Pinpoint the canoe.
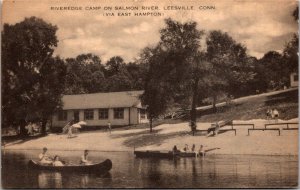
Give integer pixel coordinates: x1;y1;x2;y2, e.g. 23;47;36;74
134;150;202;159
28;159;112;173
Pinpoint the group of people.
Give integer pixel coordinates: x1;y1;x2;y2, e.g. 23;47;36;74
266;108;279;122
172;144;206;157
38;147;92;166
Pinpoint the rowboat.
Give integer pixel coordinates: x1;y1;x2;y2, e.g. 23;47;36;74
134;148;220;159
28;159;112;173
134;151;175;159
134;150;201;159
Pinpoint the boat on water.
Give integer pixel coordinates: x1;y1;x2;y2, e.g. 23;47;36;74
134;148;220;159
134;150;202;159
28;159;112;173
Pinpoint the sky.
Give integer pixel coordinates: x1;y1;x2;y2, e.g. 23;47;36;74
2;0;298;63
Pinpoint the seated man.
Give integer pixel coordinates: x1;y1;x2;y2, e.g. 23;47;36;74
207;123;219;137
39;147;53;165
198;145;205;157
80;150;92;165
172;145;180;154
52;155;64;166
183;144;189;152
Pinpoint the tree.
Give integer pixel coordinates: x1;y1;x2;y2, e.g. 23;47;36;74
283;34;298;74
259;51;288;89
206;30;254;100
125;62;145;90
140;45;173;132
106;71;133;92
64;54;106;94
103;56;135;92
2;17;63;136
29;57;66;134
105;56;126;77
140;18;204;134
282;6;298;75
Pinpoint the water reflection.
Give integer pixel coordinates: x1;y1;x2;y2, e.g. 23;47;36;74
38;172;62;188
2;150;298;188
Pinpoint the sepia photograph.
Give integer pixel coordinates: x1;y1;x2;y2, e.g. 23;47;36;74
1;0;299;188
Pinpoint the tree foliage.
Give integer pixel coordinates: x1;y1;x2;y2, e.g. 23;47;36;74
206;30;256;99
259;51;288;89
64;54;106;94
2;17;66;135
140;18;204;133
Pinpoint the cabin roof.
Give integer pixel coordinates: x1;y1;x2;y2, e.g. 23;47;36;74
62;91;144;110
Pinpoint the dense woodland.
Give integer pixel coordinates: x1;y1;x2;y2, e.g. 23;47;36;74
2;7;298;135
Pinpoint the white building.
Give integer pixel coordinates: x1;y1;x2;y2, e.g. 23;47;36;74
52;91;148;128
290;72;298;87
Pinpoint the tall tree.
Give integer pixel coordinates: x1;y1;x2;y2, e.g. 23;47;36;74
104;56;134;92
259;51;288;89
282;6;298;75
206;30;254;100
283;34;298;74
125;62;145;90
105;56;126;77
2;17;64;136
64;54;105;94
140;18;204;134
140;45;173;132
29;57;66;134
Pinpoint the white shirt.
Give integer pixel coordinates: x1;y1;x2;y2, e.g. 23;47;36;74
81;155;88;163
273;109;279;115
39;153;52;164
53;160;64;166
39;153;49;161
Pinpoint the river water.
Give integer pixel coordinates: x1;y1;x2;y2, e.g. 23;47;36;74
1;150;298;188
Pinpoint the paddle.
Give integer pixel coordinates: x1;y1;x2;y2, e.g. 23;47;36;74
204;147;221;152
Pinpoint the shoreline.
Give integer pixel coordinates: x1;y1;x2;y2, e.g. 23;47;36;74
2;148;299;157
2;118;298;156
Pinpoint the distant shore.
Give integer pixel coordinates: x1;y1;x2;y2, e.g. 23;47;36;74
3;118;298;156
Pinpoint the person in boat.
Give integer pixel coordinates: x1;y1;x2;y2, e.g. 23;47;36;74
191;144;198;157
80;150;92;165
198;145;205;157
39;147;53;164
183;144;189;152
172;145;180;154
52;155;64;166
191;144;196;152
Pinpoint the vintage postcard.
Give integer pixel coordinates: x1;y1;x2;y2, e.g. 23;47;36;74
1;0;299;188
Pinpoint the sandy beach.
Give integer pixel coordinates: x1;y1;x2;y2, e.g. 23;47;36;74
3;118;298;155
